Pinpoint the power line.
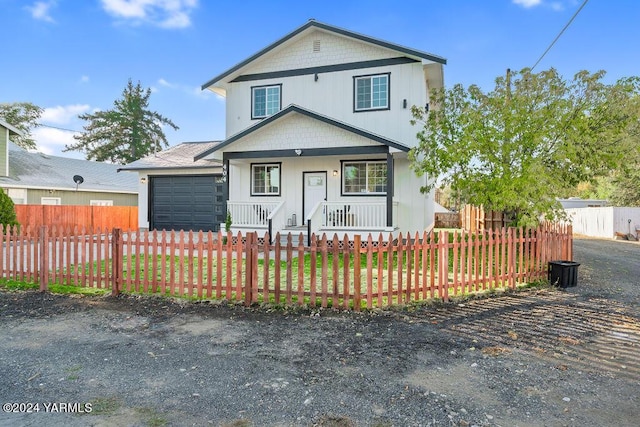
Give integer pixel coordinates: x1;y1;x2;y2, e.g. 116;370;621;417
531;0;589;71
39;123;81;133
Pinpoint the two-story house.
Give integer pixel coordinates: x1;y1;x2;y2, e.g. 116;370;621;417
124;20;446;241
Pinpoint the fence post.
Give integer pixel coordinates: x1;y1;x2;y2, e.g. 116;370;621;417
353;234;361;312
508;227;516;289
38;226;48;292
441;230;449;301
244;232;254;306
251;232;259;303
111;228;123;296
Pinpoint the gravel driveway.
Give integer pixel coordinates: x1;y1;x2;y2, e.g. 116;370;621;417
0;237;638;427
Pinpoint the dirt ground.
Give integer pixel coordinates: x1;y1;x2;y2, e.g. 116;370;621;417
0;237;638;427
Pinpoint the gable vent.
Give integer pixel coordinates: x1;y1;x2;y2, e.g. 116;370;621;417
313;39;321;52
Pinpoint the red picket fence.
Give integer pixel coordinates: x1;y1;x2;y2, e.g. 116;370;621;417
1;224;573;310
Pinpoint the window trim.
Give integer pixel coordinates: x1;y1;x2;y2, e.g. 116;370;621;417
251;84;282;120
40;197;62;205
353;73;391;113
90;200;114;206
341;159;388;196
250;162;282;196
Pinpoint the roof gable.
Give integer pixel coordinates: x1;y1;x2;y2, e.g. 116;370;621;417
202;20;446;92
194;105;409;161
0;119;23;137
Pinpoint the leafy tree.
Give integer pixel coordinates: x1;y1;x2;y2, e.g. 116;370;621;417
609;169;640;206
65;79;178;164
0;102;43;150
0;190;19;231
410;68;640;225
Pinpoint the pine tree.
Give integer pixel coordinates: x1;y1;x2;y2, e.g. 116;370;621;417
65;79;178;164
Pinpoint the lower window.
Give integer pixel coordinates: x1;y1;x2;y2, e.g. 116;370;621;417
251;163;281;196
342;161;387;195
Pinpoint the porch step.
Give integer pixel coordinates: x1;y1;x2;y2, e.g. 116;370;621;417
273;229;308;246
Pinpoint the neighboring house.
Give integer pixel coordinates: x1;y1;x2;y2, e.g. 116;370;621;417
126;20;446;240
118;141;223;231
558;197;608;209
0;119;137;206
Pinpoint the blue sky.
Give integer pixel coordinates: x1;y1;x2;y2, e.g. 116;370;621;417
1;0;637;160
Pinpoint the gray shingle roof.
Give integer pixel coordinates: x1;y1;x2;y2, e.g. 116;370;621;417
0;143;137;193
118;141;222;171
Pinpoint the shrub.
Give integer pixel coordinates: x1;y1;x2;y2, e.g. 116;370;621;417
0;190;18;231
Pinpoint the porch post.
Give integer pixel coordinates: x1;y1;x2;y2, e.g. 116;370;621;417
386;150;393;228
223;156;230;217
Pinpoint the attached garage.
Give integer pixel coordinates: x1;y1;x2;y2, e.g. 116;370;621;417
150;175;225;232
117;141;225;232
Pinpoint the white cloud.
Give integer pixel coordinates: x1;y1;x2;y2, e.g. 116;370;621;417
32;127;79;156
550;2;565;11
513;0;573;11
100;0;198;29
25;1;57;23
40;104;91;125
79;75;90;84
158;78;174;87
513;0;543;7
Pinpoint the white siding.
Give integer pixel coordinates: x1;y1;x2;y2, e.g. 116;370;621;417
221;113;381;155
393;157;434;233
228;154;432;233
225;61;427;144
244;30;400;75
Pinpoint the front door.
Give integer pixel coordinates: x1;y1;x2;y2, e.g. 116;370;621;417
303;171;327;224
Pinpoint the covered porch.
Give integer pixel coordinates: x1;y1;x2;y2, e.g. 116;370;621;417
227;199;399;244
193;105;423;244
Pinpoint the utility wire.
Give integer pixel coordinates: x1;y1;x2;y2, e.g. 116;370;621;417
39;123;81;133
531;0;589;71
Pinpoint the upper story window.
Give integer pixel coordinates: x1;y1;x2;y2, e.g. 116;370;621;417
252;84;281;119
354;73;390;112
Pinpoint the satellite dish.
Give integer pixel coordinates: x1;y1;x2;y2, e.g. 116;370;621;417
73;175;84;191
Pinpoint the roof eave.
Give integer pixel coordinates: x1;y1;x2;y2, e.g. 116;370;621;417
200;20;447;91
0;119;23;137
193;105;410;161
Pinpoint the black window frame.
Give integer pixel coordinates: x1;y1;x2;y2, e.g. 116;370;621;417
250;162;282;196
341;159;387;196
251;84;282;120
353;72;391;113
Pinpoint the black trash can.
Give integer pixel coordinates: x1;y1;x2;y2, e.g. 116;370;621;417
548;260;580;288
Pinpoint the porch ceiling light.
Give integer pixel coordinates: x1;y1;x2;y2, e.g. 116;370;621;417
333;170;338;176
295;149;302;156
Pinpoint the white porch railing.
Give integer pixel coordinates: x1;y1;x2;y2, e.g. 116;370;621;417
266;201;287;242
322;201;397;229
227;201;281;228
306;201;398;244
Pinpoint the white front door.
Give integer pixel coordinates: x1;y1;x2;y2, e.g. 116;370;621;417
303;171;327;224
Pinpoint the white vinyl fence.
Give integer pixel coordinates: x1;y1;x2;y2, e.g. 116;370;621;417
566;207;640;238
